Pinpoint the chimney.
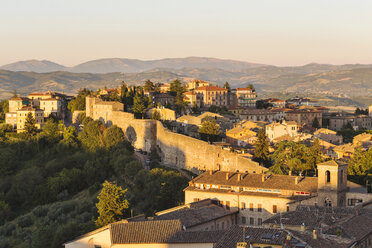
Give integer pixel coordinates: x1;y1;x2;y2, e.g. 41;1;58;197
295;177;298;185
301;223;305;232
226;172;229;181
209;170;213;175
262;174;265;182
288;170;292;176
313;229;317;240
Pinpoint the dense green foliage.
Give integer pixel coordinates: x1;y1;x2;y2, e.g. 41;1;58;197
152;110;161;120
254;129;270;166
169;79;186;114
0;118;188;247
143;80;155;91
96;181;129;227
198;117;221;142
0;100;9;122
67;88;93;113
24;112;37;138
269;140;323;175
348;146;372;176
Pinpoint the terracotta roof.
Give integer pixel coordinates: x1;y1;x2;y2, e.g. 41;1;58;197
189;171;318;193
110;219;224;244
40;98;59;101
314;128;337;135
9;97;30;101
153;203;238;228
214;225;293;248
17;106;43;111
194;86;228;91
29;92;53;96
111;220;182;244
333;144;356;154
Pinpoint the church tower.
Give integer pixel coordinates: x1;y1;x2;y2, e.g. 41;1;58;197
317;160;348;207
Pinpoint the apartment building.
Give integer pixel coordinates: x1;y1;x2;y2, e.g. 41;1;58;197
194;86;228;107
230;88;257;108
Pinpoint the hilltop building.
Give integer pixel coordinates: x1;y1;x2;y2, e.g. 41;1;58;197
5;91;70;131
186;80;211;91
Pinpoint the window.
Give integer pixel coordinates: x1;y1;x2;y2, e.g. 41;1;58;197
226;201;230;210
326;170;331;184
222;222;225;230
258;204;262;212
217;223;219;230
340;170;343;183
249;203;254;211
273;205;277;213
249;217;254;225
242;217;246;224
241;202;246;210
287;206;290;212
193;198;200;202
258;218;262;226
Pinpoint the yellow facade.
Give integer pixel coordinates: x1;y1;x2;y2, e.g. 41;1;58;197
16;108;44;133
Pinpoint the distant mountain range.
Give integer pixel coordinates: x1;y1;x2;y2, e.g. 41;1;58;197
1;57;372;107
0;57;264;73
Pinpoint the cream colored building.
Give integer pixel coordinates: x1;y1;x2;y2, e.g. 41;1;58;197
193;86;228;107
16;107;44;133
28;92;54;107
183;92;202;108
186;80;210;91
40;98;62;118
265;120;298;142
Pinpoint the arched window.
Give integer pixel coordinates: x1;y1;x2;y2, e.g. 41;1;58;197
326;170;331;184
340;170;343;184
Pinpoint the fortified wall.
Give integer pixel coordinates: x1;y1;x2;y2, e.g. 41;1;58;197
85;97;267;173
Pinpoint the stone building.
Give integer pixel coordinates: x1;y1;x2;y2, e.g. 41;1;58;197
285;109;322;127
328;114;372;131
184;160;372;227
239;109;276;122
313;128;343;145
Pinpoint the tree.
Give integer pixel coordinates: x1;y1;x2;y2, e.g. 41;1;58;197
96;181;129;227
103;125;125;149
60;126;79;147
254;129;270;166
78;119;105;151
247;83;255;92
223;82;230;91
143;80;154;91
41;119;61;143
24;112;37;138
312;117;320;129
132;94;146;118
67;88;92;113
170;79;185;95
0;200;11;225
170;79;186;115
198;117;221;142
152;109;161;120
0;100;9;121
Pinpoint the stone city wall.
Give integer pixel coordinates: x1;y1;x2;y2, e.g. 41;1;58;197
85;97;267;173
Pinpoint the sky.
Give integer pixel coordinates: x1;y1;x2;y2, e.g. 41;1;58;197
1;0;372;66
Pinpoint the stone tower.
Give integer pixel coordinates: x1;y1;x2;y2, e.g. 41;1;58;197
317;160;348;207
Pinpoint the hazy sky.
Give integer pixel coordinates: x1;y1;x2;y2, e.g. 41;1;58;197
1;0;372;66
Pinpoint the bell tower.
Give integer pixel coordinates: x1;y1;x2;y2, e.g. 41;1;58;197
317;160;348;207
